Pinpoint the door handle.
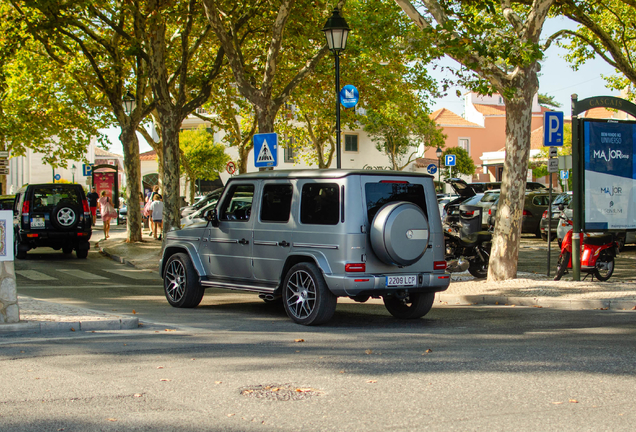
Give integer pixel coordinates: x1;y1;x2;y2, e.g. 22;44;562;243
279;240;290;247
238;238;249;245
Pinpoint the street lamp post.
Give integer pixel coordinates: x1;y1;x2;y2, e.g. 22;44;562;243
322;8;350;169
436;147;443;193
123;91;136;115
71;164;77;184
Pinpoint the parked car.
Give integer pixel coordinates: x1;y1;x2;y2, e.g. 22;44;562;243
180;189;223;218
0;194;16;210
161;169;449;325
539;192;572;241
487;190;553;237
469;181;546;193
444;179;498;232
14;184;92;258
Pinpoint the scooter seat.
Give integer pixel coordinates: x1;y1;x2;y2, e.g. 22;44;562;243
460;231;492;247
584;234;614;246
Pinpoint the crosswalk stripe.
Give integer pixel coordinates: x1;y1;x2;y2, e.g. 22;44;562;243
57;269;108;280
102;269;161;280
16;270;57;281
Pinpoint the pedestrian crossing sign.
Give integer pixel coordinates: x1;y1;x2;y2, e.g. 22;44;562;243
253;133;278;168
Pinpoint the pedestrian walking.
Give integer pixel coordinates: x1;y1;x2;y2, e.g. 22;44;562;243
87;187;99;226
145;185;160;236
149;194;164;240
98;191;115;239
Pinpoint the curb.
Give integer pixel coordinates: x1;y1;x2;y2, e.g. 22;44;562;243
0;317;139;334
438;294;636;311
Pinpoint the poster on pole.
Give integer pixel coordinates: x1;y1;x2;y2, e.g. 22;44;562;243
583;119;636;231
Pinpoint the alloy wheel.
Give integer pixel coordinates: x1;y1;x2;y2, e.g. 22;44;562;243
165;259;186;303
285;269;317;320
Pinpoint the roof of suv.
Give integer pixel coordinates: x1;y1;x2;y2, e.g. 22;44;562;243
227;169;434;181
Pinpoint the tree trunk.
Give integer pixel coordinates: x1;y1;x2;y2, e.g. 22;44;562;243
119;124;143;242
487;72;538;281
159;114;182;234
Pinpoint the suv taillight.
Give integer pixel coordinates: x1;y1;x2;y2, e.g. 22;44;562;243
81;199;90;214
523;210;532;216
22;199;30;215
345;263;366;272
542;210;548;219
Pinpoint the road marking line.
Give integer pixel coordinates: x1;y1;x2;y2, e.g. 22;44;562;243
102;269;161;280
57;269;108;280
16;270;57;281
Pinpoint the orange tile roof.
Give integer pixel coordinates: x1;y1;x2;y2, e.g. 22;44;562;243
415;157;439;168
430;108;481;127
473;103;506;116
95;147;122;158
140;150;157;161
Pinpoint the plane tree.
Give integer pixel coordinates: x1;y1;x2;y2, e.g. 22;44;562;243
8;0;156;241
395;0;557;281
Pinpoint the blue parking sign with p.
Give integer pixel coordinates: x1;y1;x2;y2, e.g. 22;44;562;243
445;154;456;166
83;164;93;176
544;111;564;147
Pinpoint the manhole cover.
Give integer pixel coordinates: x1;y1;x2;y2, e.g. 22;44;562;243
239;384;322;401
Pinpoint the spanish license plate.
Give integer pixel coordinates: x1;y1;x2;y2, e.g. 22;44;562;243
31;218;45;228
386;275;417;287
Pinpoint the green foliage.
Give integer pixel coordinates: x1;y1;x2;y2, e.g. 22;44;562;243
364;100;445;171
538;94;562;108
441;147;475;178
0;8;111;167
180;126;230;183
559;0;636;97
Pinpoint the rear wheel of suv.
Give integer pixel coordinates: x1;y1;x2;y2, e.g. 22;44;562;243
51;203;80;231
14;237;26;260
383;292;435;319
282;263;337;326
164;253;204;308
76;248;88;259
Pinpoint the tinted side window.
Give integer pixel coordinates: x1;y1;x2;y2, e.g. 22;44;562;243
365;182;427;223
261;184;292;223
219;184;254;221
300;183;339;225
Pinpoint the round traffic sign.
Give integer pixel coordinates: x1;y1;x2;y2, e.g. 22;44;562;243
226;161;236;175
340;85;359;108
54;174;61;181
426;163;437;175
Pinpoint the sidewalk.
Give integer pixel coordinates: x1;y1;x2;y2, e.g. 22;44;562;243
4;222;636;335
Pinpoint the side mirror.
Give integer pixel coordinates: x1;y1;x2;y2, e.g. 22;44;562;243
205;208;219;227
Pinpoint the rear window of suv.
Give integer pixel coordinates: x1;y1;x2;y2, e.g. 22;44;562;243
32;187;81;213
365;182;427;223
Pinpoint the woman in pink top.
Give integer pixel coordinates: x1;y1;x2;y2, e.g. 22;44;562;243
98;191;113;239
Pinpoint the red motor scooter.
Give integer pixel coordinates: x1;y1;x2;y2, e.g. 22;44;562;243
554;205;619;281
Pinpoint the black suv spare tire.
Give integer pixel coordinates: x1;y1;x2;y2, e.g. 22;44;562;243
51;203;80;230
370;202;429;266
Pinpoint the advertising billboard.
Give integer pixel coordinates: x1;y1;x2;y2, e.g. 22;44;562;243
583;119;636;231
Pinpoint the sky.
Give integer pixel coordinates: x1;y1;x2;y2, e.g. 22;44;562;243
102;17;621;156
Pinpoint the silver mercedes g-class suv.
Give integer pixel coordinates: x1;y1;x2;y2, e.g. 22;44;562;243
160;170;449;325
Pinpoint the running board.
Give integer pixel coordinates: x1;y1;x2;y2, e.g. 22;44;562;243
200;279;277;293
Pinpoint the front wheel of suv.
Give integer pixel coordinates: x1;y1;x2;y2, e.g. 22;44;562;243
383;292;435;319
163;253;204;308
282;263;337;326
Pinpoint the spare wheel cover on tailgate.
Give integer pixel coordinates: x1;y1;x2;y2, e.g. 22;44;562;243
370;202;429;266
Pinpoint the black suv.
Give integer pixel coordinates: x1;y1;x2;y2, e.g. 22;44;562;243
14;184;92;259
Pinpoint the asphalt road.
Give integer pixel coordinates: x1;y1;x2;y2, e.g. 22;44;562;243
4;244;636;431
